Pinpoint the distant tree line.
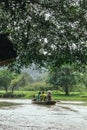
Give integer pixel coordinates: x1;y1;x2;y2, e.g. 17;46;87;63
0;66;87;96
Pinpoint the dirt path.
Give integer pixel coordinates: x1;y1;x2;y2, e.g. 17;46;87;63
0;99;87;130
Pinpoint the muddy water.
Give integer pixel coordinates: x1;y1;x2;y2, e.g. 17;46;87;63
0;99;87;130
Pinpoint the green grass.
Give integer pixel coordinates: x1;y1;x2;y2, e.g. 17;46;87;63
14;90;36;99
0;102;20;107
0;90;37;99
0;90;87;101
52;91;87;101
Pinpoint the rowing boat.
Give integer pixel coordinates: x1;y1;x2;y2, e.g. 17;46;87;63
32;100;56;105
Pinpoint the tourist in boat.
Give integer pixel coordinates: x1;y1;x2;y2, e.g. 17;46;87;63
40;91;47;101
46;90;52;102
37;91;41;101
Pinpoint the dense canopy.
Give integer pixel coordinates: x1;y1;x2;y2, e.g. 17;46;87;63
0;0;87;68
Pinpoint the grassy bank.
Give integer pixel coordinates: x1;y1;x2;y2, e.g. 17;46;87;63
0;102;20;108
53;91;87;101
0;90;87;101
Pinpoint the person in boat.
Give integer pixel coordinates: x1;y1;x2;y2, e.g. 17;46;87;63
40;91;47;101
46;90;52;102
36;91;41;101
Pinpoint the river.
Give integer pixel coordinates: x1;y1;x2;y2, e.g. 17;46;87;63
0;99;87;130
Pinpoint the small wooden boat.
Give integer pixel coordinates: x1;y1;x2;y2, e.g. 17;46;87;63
32;100;56;105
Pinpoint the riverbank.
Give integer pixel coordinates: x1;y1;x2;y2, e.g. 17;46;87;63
0;101;21;108
0;90;87;101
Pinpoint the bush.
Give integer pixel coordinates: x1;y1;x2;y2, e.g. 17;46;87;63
3;92;14;98
21;81;52;91
2;92;25;98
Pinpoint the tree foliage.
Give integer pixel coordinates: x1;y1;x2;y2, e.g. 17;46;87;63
48;65;76;95
10;74;23;93
0;69;15;92
0;0;87;69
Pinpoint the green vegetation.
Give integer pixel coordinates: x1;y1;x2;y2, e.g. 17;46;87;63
0;0;87;70
48;65;77;95
0;67;87;101
0;1;87;102
21;81;52;91
0;90;87;101
52;91;87;101
0;69;21;93
0;101;20;107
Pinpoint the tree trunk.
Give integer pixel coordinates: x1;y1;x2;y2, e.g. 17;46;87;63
12;85;15;94
65;87;69;95
5;86;8;92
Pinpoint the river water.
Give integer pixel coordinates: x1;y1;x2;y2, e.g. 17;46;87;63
0;99;87;130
